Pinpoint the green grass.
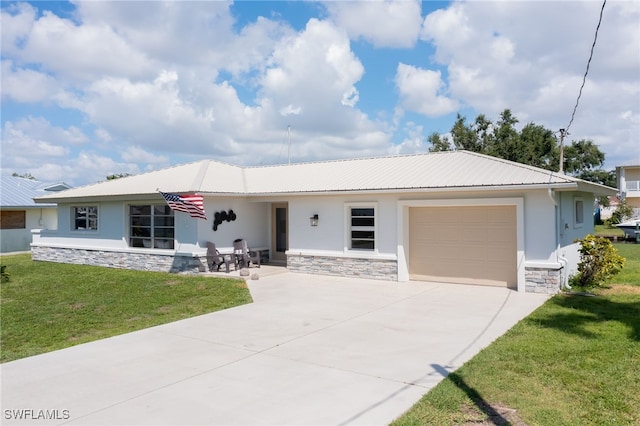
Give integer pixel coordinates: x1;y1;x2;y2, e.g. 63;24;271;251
594;224;625;237
393;242;640;425
0;254;252;363
608;243;640;285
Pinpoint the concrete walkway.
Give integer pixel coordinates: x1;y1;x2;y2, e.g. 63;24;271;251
0;272;548;425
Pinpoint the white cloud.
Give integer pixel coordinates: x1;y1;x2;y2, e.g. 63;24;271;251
17;10;154;82
324;0;423;48
2;0;637;185
420;0;640;168
120;146;168;164
259;19;368;132
388;121;428;155
0;2;36;57
1;60;59;103
395;63;458;117
279;105;302;116
81;72;249;157
3;117;87;147
1;120;69;174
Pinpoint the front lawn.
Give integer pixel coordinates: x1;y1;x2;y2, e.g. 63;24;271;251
393;243;640;425
594;223;625;237
0;254;252;363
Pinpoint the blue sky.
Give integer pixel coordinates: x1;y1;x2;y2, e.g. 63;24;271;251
1;0;638;186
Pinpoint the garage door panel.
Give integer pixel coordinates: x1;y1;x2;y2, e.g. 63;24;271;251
488;228;515;243
487;206;514;222
409;206;517;288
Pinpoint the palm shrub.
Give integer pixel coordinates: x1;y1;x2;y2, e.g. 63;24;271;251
572;235;625;288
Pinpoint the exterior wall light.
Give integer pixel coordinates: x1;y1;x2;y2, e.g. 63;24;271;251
310;214;319;227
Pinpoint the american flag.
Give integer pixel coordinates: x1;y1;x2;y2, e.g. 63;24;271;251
160;192;207;220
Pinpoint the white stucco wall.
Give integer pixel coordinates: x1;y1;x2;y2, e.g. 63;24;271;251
556;191;596;280
31;187;594;288
1;207;57;253
31;198;269;256
286;194;399;258
283;188;590;291
522;190;557;263
194;198;268;253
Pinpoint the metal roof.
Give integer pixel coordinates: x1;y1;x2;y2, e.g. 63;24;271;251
34;151;616;202
1;176;71;208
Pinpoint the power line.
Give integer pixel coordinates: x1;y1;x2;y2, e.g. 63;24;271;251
559;0;606;174
565;0;607;134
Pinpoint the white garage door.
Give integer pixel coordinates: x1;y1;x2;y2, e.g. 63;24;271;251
409;206;517;288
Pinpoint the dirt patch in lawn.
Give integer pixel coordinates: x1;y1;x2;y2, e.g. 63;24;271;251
461;401;527;425
599;285;640;296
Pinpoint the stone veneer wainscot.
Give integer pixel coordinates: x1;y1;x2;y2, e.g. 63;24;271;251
287;254;398;281
31;246;206;274
525;266;562;294
32;245;564;294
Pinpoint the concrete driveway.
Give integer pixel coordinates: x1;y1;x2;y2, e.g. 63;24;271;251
1;272;548;425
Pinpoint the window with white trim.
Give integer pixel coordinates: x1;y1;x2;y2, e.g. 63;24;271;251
574;198;584;227
129;204;175;249
349;206;375;250
73;206;98;230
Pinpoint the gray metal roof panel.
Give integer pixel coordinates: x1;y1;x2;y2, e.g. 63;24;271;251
33;151;615;202
242;151;579;193
1;177;70;207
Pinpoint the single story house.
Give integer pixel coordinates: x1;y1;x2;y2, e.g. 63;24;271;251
1;176;71;253
616;163;640;214
32;151;616;293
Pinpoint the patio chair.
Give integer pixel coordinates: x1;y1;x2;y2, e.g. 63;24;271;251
206;242;235;273
233;239;261;269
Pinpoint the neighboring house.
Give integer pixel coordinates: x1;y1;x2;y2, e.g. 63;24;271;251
616;163;640;216
32;151;615;294
1;176;71;253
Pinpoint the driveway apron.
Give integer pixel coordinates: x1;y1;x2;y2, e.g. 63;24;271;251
1;272;548;425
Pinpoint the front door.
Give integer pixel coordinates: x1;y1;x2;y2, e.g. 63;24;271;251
271;203;288;263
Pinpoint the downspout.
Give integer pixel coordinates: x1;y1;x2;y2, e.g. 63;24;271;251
548;187;570;290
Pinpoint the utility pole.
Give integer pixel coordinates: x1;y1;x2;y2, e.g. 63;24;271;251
558;128;567;174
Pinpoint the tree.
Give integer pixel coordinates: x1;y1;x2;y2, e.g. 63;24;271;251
428;109;609;179
427;132;451;152
12;172;36;180
488;109;520;162
450;113;481;152
577;169;616;188
562;139;605;176
106;173;132;180
518;123;559;170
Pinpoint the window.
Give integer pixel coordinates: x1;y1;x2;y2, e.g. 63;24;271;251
350;206;375;250
0;211;26;229
73;206;98;230
129;204;174;249
574;198;584;227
